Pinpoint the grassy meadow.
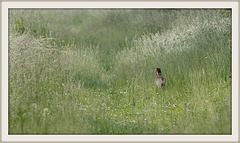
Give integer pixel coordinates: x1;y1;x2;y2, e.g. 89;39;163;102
8;9;232;134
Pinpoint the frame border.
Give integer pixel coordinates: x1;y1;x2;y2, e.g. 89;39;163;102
1;1;239;143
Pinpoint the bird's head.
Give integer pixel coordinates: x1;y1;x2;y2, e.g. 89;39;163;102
156;68;161;74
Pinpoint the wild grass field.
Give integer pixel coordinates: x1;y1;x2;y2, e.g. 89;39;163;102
8;9;232;134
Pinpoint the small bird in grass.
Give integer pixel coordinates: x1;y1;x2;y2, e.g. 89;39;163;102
155;68;165;88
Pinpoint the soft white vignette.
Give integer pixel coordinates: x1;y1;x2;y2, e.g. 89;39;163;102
1;1;239;142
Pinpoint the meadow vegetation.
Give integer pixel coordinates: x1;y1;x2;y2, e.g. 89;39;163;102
9;9;231;134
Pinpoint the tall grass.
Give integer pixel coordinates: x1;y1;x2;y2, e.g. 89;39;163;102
9;9;231;134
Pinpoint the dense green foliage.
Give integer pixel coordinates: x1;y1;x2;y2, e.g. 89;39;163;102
9;9;231;134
